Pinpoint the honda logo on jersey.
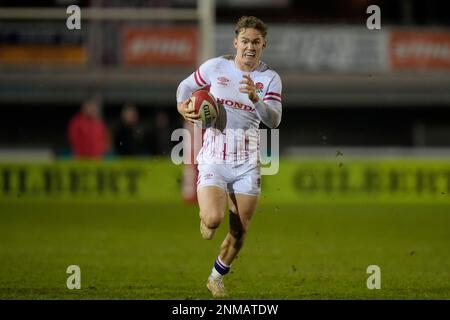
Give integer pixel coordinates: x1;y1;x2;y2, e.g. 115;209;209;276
216;98;255;112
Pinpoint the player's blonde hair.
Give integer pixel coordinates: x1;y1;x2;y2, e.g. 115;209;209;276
234;16;267;39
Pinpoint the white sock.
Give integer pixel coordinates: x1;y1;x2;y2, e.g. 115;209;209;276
209;267;223;280
209;256;230;280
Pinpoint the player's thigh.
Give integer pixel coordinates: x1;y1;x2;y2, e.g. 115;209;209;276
227;163;260;230
228;193;259;233
198;186;228;224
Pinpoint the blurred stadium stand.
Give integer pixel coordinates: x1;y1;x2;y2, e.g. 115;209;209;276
1;0;450;157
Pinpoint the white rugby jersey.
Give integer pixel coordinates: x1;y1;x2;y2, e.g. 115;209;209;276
176;55;282;164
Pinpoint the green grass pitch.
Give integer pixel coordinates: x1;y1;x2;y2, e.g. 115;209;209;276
0;201;449;299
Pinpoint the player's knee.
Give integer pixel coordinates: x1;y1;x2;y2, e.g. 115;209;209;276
202;210;223;229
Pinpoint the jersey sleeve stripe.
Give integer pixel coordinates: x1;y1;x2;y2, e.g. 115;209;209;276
264;92;282;97
263;97;282;103
196;68;207;85
194;71;203;87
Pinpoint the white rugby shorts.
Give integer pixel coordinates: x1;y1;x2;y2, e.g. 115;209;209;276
197;162;261;196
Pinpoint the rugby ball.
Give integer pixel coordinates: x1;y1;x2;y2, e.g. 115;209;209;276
188;90;219;128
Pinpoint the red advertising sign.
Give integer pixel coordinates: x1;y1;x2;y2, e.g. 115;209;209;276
123;26;198;66
390;31;450;70
0;45;86;65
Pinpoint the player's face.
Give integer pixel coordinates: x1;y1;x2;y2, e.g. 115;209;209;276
234;28;266;71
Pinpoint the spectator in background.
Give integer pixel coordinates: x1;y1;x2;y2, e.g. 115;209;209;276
114;103;146;156
68;98;110;159
150;110;172;156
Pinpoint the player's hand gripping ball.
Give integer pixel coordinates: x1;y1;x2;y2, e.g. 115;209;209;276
188;90;219;129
